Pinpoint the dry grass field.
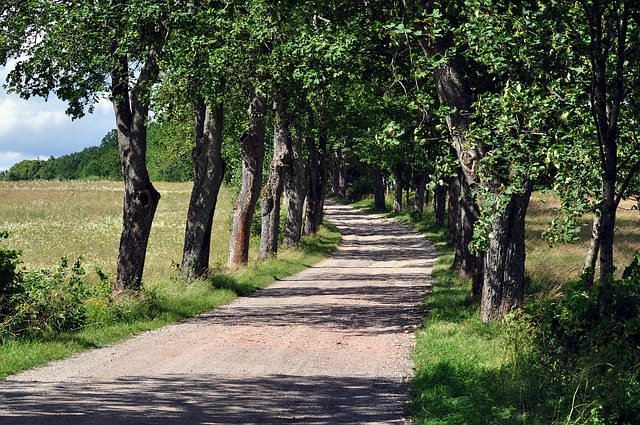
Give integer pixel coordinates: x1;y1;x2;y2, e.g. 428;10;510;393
1;182;637;292
0;181;234;282
526;191;640;295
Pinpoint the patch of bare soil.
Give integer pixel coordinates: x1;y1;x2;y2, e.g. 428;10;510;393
0;201;435;424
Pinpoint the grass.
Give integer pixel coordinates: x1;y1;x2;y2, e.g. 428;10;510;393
0;181;341;379
351;193;640;424
526;192;640;293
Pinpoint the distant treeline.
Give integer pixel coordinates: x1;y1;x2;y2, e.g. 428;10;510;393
1;123;194;182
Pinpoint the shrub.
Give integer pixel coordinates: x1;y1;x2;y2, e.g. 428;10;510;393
527;251;640;424
346;175;373;200
10;257;89;337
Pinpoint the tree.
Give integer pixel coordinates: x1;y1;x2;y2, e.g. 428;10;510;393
154;3;232;279
399;0;567;321
2;0;178;292
260;86;290;260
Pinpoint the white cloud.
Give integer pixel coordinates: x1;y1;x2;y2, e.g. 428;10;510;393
0;64;115;171
0;151;28;171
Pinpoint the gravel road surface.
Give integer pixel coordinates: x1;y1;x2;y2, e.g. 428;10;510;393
0;201;435;424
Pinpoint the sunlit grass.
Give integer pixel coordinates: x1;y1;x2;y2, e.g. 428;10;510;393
526;192;640;295
0;181;234;281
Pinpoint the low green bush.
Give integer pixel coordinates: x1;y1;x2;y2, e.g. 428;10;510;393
524;251;640;424
0;231;157;339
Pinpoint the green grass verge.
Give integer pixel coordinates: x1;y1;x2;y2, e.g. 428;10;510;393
0;223;341;380
348;197;557;424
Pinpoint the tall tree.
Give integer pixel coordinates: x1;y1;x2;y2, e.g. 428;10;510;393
2;0;175;292
401;0;563;320
260;86;290;259
158;4;232;279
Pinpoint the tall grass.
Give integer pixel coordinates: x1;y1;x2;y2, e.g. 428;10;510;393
0;181;340;379
526;192;640;294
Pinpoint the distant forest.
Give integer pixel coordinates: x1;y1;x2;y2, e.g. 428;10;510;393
1;122;194;182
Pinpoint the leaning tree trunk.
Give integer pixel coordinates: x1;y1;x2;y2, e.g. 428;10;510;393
181;98;226;280
371;164;386;210
393;163;404;213
228;90;266;267
304;130;327;236
112;54;160;294
260;89;290;260
283;134;307;247
480;181;533;322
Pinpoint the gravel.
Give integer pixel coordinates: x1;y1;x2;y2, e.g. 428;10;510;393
0;201;435;424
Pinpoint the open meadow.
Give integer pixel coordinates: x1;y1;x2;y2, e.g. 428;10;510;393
0;180;233;282
526;192;640;293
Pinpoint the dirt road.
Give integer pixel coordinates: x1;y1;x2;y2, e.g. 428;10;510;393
0;202;435;424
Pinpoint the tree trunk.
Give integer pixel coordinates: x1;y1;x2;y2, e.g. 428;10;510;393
283;134;307;247
582;210;601;287
599;177;617;281
371;164;386;210
181;98;226;280
393;163;404;213
260;89;290;260
480;181;533;322
330;140;348;198
448;170;483;297
304;125;327;236
228;90;266;267
434;184;447;226
112;53;160;294
337;141;348;198
414;170;427;213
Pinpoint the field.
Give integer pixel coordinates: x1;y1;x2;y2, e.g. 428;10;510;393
0;180;233;282
526;192;640;292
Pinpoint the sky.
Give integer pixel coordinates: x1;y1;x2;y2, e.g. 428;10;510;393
0;63;115;172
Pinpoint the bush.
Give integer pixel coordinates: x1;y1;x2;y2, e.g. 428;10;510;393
0;239;160;340
0;231;23;325
526;252;640;424
346;175;373;200
7;257;89;337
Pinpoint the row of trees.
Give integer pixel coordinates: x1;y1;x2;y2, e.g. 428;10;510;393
2;1;638;322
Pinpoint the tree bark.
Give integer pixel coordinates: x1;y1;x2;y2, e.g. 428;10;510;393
228;90;266;267
112;52;160;294
304;121;327;236
283;134;307;247
448;170;483;298
434;184;447;226
414;169;427;213
181;98;226;280
371;164;386;210
393;163;404;213
480;181;533;322
260;89;290;260
582;210;601;287
330;141;348;198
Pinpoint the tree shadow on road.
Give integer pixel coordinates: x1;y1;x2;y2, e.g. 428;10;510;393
1;374;409;424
